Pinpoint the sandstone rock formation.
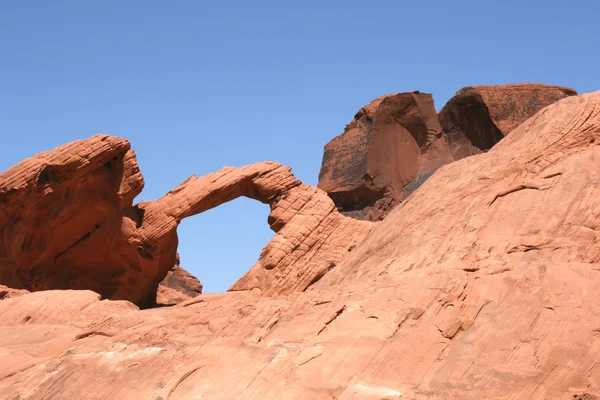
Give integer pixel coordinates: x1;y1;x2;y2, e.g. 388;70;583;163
439;83;577;159
0;138;373;306
0;284;28;300
0;90;599;399
154;162;374;296
156;255;203;306
319;84;577;221
318;91;452;220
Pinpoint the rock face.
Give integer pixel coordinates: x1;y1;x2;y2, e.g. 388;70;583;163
439;83;577;159
319;85;577;220
0;139;372;306
0;90;599;399
0;135;159;305
318;91;452;220
156;256;203;306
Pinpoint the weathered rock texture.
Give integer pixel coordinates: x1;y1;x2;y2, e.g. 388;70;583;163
154;162;375;296
0;284;28;300
0;138;372;306
0;135;160;305
156;255;203;306
0;91;599;399
319;85;577;221
318;91;452;220
439;83;577;159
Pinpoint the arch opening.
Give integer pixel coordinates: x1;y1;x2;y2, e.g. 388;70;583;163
176;197;274;293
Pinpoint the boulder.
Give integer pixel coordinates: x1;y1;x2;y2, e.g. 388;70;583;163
318;91;453;220
0;135;159;304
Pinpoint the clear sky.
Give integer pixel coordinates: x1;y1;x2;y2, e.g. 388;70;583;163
1;1;598;292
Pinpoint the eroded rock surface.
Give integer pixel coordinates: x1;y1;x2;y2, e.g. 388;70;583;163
230;182;374;295
0;135;159;305
1;91;599;399
151;162;375;296
318;91;452;221
157;255;203;306
0;140;373;306
319;85;577;221
439;83;577;159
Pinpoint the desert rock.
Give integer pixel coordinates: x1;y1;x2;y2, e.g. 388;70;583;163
0;140;373;306
318;91;452;220
319;85;576;221
0;90;598;398
158;254;202;294
439;83;577;159
0;284;28;300
152;162;375;296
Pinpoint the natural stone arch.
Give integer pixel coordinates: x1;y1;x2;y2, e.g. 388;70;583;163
143;161;375;297
0;136;374;307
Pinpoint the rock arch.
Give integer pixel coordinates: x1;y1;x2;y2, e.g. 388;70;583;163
0;135;374;306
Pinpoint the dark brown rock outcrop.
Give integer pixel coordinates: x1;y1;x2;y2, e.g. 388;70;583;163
0;284;28;300
319;84;577;221
439;83;577;159
318;91;453;221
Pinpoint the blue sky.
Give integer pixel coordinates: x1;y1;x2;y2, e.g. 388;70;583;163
1;1;598;292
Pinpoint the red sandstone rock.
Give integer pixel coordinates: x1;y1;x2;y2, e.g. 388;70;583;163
157;255;203;305
155;284;191;305
318;91;452;221
230;182;374;295
1;91;599;399
0;136;153;301
0;284;28;300
0;140;373;306
149;162;375;296
319;85;576;221
2;84;572;307
439;83;577;159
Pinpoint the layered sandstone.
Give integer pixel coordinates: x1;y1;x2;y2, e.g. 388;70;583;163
0;284;28;300
319;85;577;221
318;91;452;220
0;91;599;399
0;135;157;304
0;140;373;306
152;162;375;296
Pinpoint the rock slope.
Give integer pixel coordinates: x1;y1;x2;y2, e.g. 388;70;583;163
0;90;599;399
